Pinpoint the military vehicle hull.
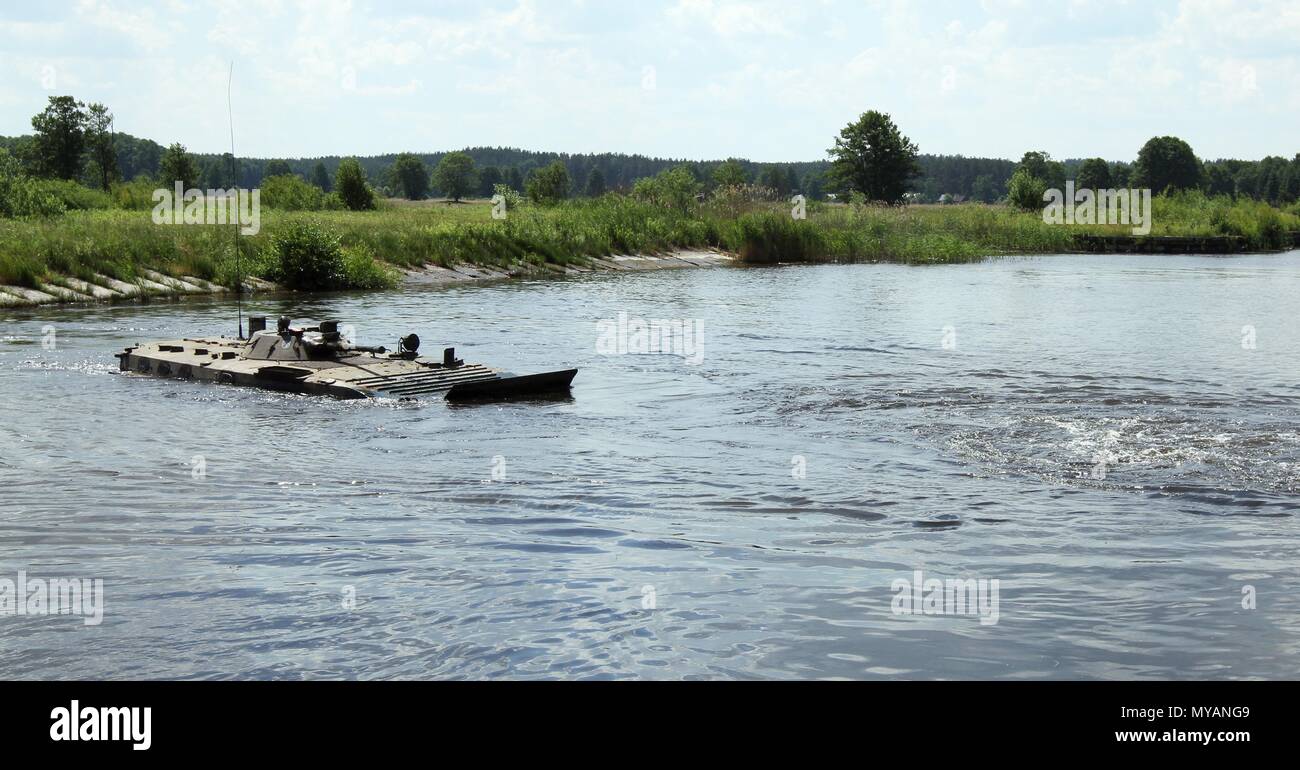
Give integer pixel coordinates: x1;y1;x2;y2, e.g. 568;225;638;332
116;328;576;401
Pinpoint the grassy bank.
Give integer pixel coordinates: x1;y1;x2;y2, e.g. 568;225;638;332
1;192;1297;290
0;196;713;289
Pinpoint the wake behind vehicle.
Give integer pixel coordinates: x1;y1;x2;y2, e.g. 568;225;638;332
115;316;577;401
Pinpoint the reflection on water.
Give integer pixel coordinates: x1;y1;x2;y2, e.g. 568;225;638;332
2;252;1299;679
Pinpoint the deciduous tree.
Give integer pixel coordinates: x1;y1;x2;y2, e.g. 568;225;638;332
1007;167;1047;211
712;158;748;188
477;165;502;198
526;161;570;205
30;96;86;180
431;152;475;201
312;162;332;192
159;143;199;190
1132;136;1202;194
1075;158;1112;191
392;152;431;200
83;103;117;191
334;157;376;210
827;111;920;204
1015;151;1066;190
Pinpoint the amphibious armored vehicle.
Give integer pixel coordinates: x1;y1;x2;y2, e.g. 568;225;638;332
116;317;577;401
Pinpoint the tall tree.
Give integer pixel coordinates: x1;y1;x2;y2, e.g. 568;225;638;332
1255;155;1288;203
1007;167;1047;211
159;143;199;189
1075;158;1112;191
334;157;376;210
526;160;570;205
477;165;502;197
783;166;800;195
431;151;475;201
506;166;524;193
30;96;87;180
311;162;332;192
392;152;431;200
83;103;117;190
1281;154;1300;203
827;110;920;203
712;158;748;187
584;167;606;197
1132;136;1202;194
802;170;825;200
1234;165;1260;199
198;154;237;189
759;165;786;194
1015;151;1066;190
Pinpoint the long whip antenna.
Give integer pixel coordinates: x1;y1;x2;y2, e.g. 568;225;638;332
227;61;244;340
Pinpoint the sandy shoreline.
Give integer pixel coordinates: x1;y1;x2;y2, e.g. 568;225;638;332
397;249;732;285
0;249;734;308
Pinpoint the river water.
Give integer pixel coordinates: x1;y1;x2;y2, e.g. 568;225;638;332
2;253;1298;679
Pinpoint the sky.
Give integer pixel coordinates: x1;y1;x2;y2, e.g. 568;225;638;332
1;0;1297;162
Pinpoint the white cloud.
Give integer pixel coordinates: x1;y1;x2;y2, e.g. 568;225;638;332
74;0;173;53
0;0;1295;161
667;0;794;37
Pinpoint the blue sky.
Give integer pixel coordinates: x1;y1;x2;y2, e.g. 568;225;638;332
1;0;1296;162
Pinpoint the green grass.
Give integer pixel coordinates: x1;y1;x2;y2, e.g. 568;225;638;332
716;203;1077;264
319;196;720;268
1;192;1296;289
1065;190;1300;249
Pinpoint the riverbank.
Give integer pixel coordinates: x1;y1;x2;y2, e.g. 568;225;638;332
0;247;733;307
1;192;1296;307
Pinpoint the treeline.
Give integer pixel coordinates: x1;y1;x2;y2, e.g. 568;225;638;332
3;95;1298;210
207;149;834;202
0;97;1087;205
1004;138;1300;211
914;155;1016;203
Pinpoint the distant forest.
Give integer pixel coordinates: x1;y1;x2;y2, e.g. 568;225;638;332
1;129;1295;205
